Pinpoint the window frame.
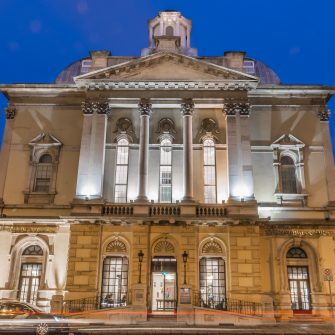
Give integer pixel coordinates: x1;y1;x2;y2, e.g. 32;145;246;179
159;137;173;203
203;137;217;204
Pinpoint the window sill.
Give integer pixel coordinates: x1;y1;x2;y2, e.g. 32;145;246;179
24;192;56;205
274;193;308;206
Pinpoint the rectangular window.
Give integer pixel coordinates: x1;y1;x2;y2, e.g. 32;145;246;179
18;263;42;304
203;140;217;203
159;140;172;203
115;140;129;203
243;60;255;74
287;266;311;311
199;257;226;310
101;257;128;308
34;164;52;192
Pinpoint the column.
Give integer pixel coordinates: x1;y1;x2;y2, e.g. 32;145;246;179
75;100;109;200
135;99;152;203
224;101;254;201
181;99;194;202
0;106;16;204
319;106;335;205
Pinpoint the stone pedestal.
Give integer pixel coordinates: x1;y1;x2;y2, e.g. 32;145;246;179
50;294;64;313
177;285;194;325
132;283;148;322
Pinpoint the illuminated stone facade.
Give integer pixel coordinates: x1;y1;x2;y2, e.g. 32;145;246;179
0;10;335;325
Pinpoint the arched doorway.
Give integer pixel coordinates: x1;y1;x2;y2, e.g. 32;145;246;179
151;239;177;314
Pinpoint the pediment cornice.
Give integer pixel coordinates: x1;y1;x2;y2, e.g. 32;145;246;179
74;52;258;91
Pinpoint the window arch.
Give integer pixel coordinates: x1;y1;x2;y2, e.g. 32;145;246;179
33;154;53;192
159;138;172;203
199;238;226;310
203;138;217;203
114;138;129;203
101;237;129;308
280;155;298;194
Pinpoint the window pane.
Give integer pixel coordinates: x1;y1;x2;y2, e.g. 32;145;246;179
18;263;42;304
101;257;128;308
159;139;172;203
203;139;216;203
280;156;298;193
115;140;129;202
34;164;52;192
199;258;226;310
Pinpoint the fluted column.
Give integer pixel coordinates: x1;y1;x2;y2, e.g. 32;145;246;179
75;100;109;199
181;99;194;202
135;99;152;203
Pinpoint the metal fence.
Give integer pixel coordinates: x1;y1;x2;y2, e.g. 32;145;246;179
64;291;131;313
193;292;263;316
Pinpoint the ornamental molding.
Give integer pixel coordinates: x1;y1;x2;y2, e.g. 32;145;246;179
106;239;127;253
153;239;175;254
271;134;305;149
5;106;16;119
202;239;223;254
156;118;176;142
0;224;59;234
318;106;330;122
138;98;152;116
77;80;255;91
181;99;194;116
113;118;135;142
81;99;111;115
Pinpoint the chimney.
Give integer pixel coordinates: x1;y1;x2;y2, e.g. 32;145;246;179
89;50;111;70
224;51;246;72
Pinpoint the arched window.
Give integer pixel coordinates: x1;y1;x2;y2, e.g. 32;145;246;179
18;245;44;304
166;26;174;36
286;247;311;312
114;138;129;203
203;139;217;203
280;155;298;194
33;154;53;192
101;239;129;308
198;239;226;310
159;138;172;203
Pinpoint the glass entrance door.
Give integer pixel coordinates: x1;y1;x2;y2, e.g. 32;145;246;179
18;263;42;304
151;257;177;313
288;266;311;312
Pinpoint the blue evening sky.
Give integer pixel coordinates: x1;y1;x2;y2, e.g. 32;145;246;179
0;0;334;149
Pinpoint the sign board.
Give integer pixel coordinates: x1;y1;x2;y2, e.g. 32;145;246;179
323;268;333;281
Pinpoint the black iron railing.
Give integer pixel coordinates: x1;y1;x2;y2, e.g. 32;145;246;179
64;291;131;313
193;292;263;316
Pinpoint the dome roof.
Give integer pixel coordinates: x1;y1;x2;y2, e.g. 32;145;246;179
55;58;88;84
250;58;280;85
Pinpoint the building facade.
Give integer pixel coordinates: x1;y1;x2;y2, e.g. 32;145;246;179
0;11;335;325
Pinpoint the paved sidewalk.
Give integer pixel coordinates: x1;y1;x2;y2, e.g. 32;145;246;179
74;322;335;334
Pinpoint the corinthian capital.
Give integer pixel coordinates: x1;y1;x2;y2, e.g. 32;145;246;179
138;98;152;116
181;99;194;116
318;106;330;122
81;99;111;115
5;106;16;120
223;101;250;117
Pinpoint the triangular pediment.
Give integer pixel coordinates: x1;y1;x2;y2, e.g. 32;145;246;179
29;133;62;147
271;134;305;148
74;52;258;83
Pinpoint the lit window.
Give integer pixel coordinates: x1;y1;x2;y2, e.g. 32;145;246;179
159;138;172;203
203;139;216;203
199;257;226;310
34;154;53;193
115;138;129;203
286;248;311;311
101;256;128;308
243;60;255;74
280;156;298;194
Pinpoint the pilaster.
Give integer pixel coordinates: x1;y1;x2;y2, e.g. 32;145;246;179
224;101;255;203
74;99;109;201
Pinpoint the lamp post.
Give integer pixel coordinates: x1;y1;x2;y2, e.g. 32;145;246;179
182;250;188;285
138;250;144;284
